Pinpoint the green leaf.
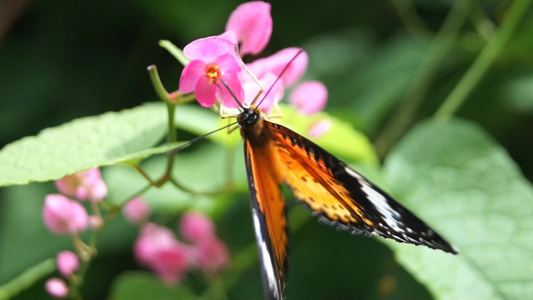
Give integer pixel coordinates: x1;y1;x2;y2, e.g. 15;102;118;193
0;103;169;187
173;104;240;147
108;271;198;300
384;119;533;299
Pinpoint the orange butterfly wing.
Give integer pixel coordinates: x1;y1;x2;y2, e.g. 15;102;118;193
243;133;289;300
240;111;456;300
266;121;457;254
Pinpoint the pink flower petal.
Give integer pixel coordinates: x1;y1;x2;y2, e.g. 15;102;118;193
195;77;218;107
247;48;308;87
54;168;107;201
89;179;107;201
55;176;80;199
134;223;179;266
309;119;332;139
218;31;238;45
216;53;242;74
225;1;272;55
179;60;206;93
82;168;102;184
45;278;69;298
179;212;215;244
183;36;236;62
56;251;79;277
43;194;89;235
151;245;191;284
193;237;230;272
217;72;245;108
123;197;150;224
242;72;283;113
289;81;328;115
73;186;90;200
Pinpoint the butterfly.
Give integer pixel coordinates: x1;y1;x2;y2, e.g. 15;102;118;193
236;104;457;300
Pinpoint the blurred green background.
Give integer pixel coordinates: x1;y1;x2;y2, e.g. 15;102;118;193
1;0;532;299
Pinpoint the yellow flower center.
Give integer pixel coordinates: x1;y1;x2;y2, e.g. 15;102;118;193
205;65;222;84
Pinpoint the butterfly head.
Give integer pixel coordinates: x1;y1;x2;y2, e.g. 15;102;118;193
237;105;262;129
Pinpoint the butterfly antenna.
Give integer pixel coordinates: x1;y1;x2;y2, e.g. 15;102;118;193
255;49;304;111
167;121;238;157
219;78;244;111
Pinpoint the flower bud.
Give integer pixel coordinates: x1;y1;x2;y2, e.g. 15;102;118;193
56;251;79;277
55;168;107;201
309;119;332;139
45;278;68;298
123;197;150;224
179;212;215;244
289;81;328;115
43;194;89;234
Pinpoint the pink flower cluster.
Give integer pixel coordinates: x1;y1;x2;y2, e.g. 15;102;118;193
134;212;229;284
43;168;107;235
43;168;107;297
179;1;328;120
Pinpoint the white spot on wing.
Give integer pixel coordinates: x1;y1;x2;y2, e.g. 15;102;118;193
252;209;280;299
344;167;404;232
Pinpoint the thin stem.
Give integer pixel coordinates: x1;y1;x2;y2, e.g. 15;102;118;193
470;1;496;40
434;0;531;120
0;259;55;299
375;0;470;157
159;40;190;66
168;175;233;196
133;164;162;186
147;65;172;103
166;102;177;173
68;184;154;299
148;64;196;104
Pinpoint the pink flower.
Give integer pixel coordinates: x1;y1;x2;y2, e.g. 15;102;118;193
55;168;107;201
151;245;191;284
247;48;308;87
309;119;332;139
179;212;215;244
134;223;192;284
56;251;79;277
225;1;272;56
123;197;150;224
43;194;89;235
134;223;179;266
289;81;328;115
193;237;230;272
240;72;283;113
45;278;68;298
179;36;244;108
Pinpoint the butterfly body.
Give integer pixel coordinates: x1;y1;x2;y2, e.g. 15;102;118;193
238;106;456;300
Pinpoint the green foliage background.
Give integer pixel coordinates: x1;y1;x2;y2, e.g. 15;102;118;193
1;0;532;299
